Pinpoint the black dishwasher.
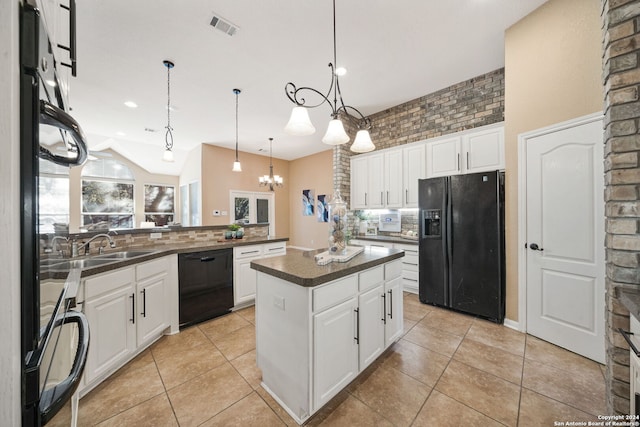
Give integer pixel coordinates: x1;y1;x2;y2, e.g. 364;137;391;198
178;249;233;328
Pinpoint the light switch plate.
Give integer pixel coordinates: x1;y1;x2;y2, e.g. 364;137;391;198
221;211;228;216
149;232;162;239
273;295;285;311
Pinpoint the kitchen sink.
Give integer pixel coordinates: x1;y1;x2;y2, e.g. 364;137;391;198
94;250;159;259
45;258;116;271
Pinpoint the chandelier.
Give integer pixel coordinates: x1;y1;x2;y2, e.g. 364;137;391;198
259;138;283;191
162;60;175;162
283;0;375;153
232;88;242;172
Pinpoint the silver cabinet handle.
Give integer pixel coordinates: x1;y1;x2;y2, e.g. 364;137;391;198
405;189;408;204
386;191;389;205
380;192;383;205
364;192;367;205
129;294;135;324
381;293;386;324
457;153;460;171
388;289;393;319
141;288;146;318
354;308;360;344
466;152;469;169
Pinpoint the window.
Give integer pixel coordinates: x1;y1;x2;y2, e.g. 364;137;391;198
38;159;69;234
180;181;200;226
229;190;275;236
144;184;175;226
81;159;135;229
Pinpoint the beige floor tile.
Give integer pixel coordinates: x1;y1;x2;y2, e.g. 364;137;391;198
236;305;256;324
78;360;165;426
403;295;433;322
150;326;210;362
155;341;227;389
167;362;252;426
435;360;520;426
403;321;462;357
200;391;284;426
95;394;178;427
525;335;603;374
419;308;475;337
403;318;418;335
306;390;351;426
412;390;503;427
214;324;256;360
453;338;523;385
465;319;526;356
315;395;394;427
255;386;299;427
522;359;606;416
199;312;252;342
518;388;599;426
381;339;450;387
349;364;431;427
230;349;262;389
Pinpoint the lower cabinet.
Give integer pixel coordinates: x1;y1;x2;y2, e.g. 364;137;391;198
233;242;286;306
81;255;177;392
257;259;403;424
351;240;419;294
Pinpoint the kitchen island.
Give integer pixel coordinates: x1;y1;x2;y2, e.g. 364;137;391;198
250;246;404;424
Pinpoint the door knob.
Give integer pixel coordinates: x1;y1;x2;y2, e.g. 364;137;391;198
529;243;543;251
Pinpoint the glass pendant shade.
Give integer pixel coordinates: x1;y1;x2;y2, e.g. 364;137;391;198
350;129;375;153
232;161;242;172
162;148;174;162
284;107;316;136
322;119;350;145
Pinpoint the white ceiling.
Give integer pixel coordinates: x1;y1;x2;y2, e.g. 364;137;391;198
70;0;548;175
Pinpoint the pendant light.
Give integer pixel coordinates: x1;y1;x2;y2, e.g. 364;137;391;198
284;0;374;152
232;88;242;172
162;60;175;162
258;138;283;191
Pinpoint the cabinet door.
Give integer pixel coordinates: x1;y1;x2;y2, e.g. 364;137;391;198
463;126;504;173
234;259;258;305
403;144;426;207
368;153;385;208
350;156;369;209
384;149;403;208
313;297;359;410
84;283;136;384
384;277;403;347
136;272;168;347
358;285;385;369
426;136;461;177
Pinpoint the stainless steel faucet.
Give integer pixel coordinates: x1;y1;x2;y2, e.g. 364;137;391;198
82;233;116;255
44;236;69;257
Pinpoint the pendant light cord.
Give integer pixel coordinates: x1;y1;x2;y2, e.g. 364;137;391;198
235;90;239;161
164;61;174;151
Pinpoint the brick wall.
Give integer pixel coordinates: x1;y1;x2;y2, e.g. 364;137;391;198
603;0;640;414
332;68;505;227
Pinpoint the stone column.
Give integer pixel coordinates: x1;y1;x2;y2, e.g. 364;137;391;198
602;0;640;414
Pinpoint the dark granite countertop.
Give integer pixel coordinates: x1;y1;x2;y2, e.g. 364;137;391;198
352;235;418;246
40;236;289;280
619;288;640;320
250;246;405;287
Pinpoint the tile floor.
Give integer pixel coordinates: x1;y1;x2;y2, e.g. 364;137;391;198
69;293;606;426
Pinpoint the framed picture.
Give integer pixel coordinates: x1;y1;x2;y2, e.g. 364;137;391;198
302;189;314;216
317;194;328;222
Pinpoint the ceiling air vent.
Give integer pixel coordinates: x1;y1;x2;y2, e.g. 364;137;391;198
210;14;239;36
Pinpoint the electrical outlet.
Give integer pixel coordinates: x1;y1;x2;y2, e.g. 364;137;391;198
149;232;162;239
273;295;285;311
221;211;228;216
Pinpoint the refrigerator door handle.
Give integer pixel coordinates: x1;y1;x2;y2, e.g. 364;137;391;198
446;178;453;304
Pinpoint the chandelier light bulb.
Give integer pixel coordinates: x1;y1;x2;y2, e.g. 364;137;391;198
322;119;350;145
284;106;316;136
350;129;375;153
232;161;242;172
162;148;174;162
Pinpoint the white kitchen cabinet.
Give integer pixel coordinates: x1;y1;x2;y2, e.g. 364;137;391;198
234;243;287;306
403;143;426;207
313;297;359;410
426;124;504;178
350;153;384;209
384;261;403;347
135;258;169;347
83;267;136;385
394;242;419;294
384;149;404;208
629;316;640;416
358;284;385;369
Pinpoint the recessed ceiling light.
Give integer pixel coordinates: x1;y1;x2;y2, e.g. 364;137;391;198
144;128;158;132
335;67;347;76
124;101;138;108
116;131;126;136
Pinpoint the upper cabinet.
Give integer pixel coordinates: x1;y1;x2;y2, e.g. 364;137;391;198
350;123;503;210
426;125;504;177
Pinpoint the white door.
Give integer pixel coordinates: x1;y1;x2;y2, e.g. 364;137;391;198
384;149;403;208
403;144;426;207
350;156;369;209
358;285;385;369
368;153;385;208
136;273;168;347
384;277;403;347
524;116;604;363
425;136;461;177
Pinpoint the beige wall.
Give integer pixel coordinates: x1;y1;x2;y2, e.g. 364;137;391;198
287;149;334;249
201;144;290;238
69;149;179;232
504;0;602;320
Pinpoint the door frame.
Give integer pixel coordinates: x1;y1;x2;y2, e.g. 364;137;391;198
229;190;276;236
517;111;604;333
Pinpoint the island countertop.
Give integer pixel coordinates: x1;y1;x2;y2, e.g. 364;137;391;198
250;246;404;287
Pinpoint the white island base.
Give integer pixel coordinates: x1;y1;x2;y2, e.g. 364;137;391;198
254;256;403;424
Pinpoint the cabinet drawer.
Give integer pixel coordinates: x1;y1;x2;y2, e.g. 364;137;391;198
84;267;135;300
402;261;418;273
263;242;286;257
401;252;418;266
234;245;263;260
136;256;169;281
393;243;418;253
402;270;418;282
359;265;384;292
313;275;358;312
385;260;402;281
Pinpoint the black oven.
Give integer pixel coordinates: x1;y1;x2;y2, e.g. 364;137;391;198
20;1;89;425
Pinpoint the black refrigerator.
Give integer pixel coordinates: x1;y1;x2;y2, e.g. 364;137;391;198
418;170;505;323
